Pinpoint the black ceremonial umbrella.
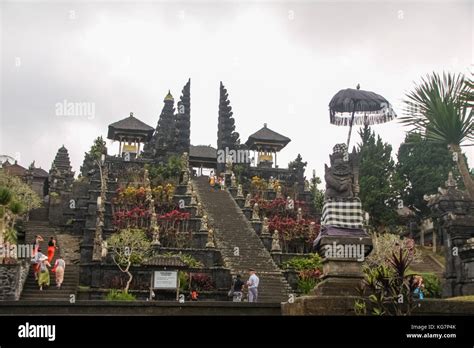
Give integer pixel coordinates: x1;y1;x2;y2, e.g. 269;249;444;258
329;84;397;148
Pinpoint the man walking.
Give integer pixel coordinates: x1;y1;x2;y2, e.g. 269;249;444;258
247;269;259;303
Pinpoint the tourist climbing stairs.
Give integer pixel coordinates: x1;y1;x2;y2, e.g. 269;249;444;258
20;208;79;301
193;176;292;303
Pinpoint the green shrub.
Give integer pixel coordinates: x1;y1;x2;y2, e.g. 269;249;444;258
179;271;189;292
282;253;323;271
0;187;13;206
105;289;136;301
4;228;17;244
8;201;24;215
180;254;204;268
297;277;319;294
163;252;204;268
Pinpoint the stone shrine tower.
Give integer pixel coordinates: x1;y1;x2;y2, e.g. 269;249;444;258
49;145;75;195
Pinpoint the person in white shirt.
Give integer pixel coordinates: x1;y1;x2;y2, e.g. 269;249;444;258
246;269;259;303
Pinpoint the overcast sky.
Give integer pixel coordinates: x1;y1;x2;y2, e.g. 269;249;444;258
1;0;472;183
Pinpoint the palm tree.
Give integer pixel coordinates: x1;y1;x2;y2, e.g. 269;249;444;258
400;72;474;198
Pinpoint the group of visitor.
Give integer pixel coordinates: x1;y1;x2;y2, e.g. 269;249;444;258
208;171;224;191
31;235;66;291
229;269;260;303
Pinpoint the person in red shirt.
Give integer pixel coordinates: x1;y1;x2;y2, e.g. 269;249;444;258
191;288;198;301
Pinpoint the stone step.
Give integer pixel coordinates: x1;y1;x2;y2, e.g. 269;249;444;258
193;176;290;302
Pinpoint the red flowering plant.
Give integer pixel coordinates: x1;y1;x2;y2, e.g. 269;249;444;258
268;215;320;253
190;273;215;291
113;207;150;229
157;209;191;248
112;183;179;231
251;197;310;220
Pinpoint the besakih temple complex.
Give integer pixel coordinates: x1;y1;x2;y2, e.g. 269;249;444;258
0;78;316;303
3;78;472;308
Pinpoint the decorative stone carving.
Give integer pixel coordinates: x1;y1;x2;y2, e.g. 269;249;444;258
196;202;203;217
101;240;108;259
151;224;161;246
225;154;233;174
324;143;360;200
252;203;260;221
190;191;198;205
182;170;190;184
205;227;215;248
261;217;270;236
237;184;244;198
426;171;474;297
200;215;209;231
276;185;282;199
271;230;281;252
181;151;189;170
244;194;251;208
286;196;294;211
297;207;303;222
231;173;237;188
268;176;275;190
186;181;193;195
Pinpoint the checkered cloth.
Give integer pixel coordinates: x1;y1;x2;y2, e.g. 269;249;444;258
333;143;348;154
321;198;363;229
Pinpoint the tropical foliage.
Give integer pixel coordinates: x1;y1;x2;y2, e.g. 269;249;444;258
356;247;418;316
400;72;473;198
365;233;421;269
395;132;465;219
0;172;39;249
80;136;107;177
283;254;323;294
0;171;41;212
146;155;183;185
106;289;136;301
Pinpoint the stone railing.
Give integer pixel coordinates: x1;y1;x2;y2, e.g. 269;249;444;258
0;260;30;300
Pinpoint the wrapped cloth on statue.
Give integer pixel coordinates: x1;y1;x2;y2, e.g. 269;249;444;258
321;198;364;230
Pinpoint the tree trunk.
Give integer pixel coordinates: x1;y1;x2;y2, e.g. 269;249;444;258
452;144;474;199
0;206;5;245
124;265;133;293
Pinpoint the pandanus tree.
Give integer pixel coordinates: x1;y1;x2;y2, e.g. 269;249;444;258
0;187;13;244
400;72;474;198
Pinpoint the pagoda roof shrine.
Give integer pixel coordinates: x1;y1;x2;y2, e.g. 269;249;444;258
107;112;154;143
245;123;291;168
108;112;154;157
245;123;291;152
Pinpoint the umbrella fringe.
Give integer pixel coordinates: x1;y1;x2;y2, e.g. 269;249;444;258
329;111;396;126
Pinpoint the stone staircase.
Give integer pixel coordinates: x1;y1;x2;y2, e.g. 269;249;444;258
410;247;445;279
20;209;79;301
193;176;291;303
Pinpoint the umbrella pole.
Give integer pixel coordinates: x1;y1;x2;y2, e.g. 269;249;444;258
346;107;356;148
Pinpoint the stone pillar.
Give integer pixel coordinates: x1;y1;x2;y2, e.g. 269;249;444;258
426;172;474;297
459;238;474;295
311;234;371;296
